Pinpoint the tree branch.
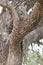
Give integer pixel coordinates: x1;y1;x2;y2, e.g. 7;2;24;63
6;2;42;65
0;0;43;65
10;1;42;45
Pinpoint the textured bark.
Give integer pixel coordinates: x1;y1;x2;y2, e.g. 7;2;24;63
23;27;43;53
0;0;43;65
6;2;42;65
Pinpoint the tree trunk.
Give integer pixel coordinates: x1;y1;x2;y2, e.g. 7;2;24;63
6;2;43;65
0;0;43;65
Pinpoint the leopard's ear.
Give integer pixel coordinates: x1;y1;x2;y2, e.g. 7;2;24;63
37;0;43;5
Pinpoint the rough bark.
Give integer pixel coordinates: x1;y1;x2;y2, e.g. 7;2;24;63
0;0;43;65
23;27;43;53
6;2;43;65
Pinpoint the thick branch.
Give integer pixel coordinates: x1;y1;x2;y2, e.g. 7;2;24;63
0;1;43;65
10;2;42;45
23;27;43;53
6;2;43;65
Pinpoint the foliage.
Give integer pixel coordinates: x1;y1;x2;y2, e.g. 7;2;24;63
22;39;43;65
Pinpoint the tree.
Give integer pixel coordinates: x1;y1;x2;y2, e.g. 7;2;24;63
0;0;43;65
